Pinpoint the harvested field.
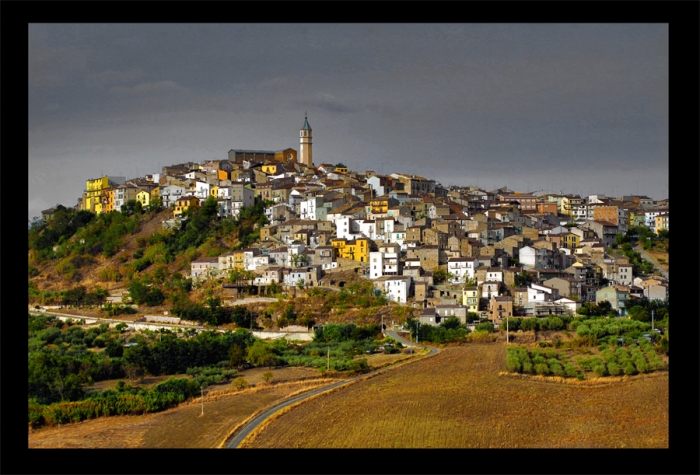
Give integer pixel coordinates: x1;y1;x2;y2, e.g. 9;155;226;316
241;344;668;448
28;366;328;448
28;377;333;448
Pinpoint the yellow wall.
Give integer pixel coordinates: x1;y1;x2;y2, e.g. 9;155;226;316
136;190;150;208
332;238;370;262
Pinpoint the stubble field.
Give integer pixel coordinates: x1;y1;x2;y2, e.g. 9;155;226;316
28;366;330;448
241;344;668;448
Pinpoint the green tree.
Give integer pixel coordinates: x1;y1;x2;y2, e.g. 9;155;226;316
246;341;279;368
628;305;650;322
440;317;463;330
228;344;246;368
261;371;274;383
433;267;449;284
514;271;533;288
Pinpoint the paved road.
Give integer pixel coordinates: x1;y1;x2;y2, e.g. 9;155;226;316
634;244;669;279
226;330;438;448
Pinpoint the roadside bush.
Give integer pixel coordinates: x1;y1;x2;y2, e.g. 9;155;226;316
564;363;578;378
231;377;248;391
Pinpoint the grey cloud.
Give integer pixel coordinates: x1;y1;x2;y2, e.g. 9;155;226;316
85;68;145;88
28;42;92;87
108;80;188;95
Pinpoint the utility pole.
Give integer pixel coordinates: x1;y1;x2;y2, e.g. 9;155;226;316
651;310;654;332
327;347;330;371
200;386;204;416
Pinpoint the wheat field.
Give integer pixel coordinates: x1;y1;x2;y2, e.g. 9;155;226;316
241;344;668;448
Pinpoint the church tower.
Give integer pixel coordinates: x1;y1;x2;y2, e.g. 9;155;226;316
299;113;313;167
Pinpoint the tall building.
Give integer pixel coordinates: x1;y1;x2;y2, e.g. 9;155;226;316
300;114;313;167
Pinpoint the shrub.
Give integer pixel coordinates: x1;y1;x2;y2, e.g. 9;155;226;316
607;361;621;376
592;364;607;377
548;360;565;376
231;377;248;391
623;363;637;375
534;363;550;375
506;355;521;373
474;322;495;333
564;363;578;377
262;371;274;383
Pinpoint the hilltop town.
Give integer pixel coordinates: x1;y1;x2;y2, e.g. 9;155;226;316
34;115;669;326
28;115;670;450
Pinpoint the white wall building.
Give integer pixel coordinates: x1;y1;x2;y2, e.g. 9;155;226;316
447;257;478;284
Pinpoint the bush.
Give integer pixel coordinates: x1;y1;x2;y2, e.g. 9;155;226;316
534;363;550;375
474;322;495;333
607;361;621;376
506;355;522;373
549;360;565;376
592;364;607;377
231;377;248;391
564;363;578;378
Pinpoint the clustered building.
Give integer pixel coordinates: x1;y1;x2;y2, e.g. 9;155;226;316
70;115;669;325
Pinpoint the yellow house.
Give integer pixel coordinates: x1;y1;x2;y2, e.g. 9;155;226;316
262;162;281;175
462;287;480;314
217;169;230;181
331;238;371;263
85;177;110;213
334;165;349;173
560;195;582;217
173;196;200;217
370;198;391;214
560;232;581;250
654;213;668;234
136;190;150;209
209;185;219;198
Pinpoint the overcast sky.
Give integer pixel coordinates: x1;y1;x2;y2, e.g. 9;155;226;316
28;23;668;219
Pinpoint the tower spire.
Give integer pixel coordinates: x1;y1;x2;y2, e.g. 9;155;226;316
300;113;313;167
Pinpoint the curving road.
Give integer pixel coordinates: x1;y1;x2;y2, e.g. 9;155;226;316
225;329;438;448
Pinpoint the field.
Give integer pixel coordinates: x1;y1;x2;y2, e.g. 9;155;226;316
28;366;329;448
241;344;668;448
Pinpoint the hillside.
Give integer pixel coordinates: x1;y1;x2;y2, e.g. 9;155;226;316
28;202;417;329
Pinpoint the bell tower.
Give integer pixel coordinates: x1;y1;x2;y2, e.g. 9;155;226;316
299;112;313;167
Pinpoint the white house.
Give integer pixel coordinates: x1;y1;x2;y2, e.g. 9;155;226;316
447;257;478;284
160;185;186;209
527;283;560;303
191;257;220;280
369;243;402;279
373;275;412;304
300;196;324;221
194;180;212;199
